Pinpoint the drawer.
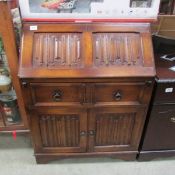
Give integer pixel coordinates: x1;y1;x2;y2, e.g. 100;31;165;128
93;82;148;104
30;83;85;105
154;82;175;103
142;104;175;150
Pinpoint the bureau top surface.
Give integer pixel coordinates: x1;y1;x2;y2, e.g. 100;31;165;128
19;23;155;78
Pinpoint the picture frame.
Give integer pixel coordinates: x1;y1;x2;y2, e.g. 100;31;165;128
19;0;160;22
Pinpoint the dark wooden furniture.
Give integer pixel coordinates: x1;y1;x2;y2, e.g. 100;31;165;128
138;35;175;161
19;22;155;163
0;1;29;132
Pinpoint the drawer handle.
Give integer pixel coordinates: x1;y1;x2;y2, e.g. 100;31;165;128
113;91;122;101
52;90;62;102
21;81;28;87
170;117;175;123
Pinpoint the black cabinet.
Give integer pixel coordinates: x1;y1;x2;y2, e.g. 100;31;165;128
142;104;175;151
138;35;175;161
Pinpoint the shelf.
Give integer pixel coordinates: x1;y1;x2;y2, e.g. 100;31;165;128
151;15;175;38
0;125;29;133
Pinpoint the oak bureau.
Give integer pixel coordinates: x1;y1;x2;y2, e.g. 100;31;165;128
19;23;155;163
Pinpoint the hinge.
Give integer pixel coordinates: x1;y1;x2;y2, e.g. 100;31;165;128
88;130;95;136
145;80;152;87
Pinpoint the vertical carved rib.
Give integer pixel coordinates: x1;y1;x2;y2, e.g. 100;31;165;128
43;35;47;66
48;35;51;65
46;116;52;147
71;117;75;146
110;37;115;63
62;116;66;146
70;117;73;146
39;35;43;64
101;117;105;145
111;117;115;144
72;36;75;64
33;34;44;66
125;36;130;65
54;37;58;60
59;118;63;146
120;36;125;64
67;117;70;147
56;118;60;145
77;39;80;61
124;114;135;145
128;36;133;64
75;117;79;146
62;35;66;66
96;118;100;145
39;116;48;147
113;118;118;145
53;116;58;146
108;117;113;144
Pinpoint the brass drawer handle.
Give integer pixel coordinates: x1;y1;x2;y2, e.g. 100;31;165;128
113;91;122;101
21;81;27;87
170;117;175;123
52;90;62;102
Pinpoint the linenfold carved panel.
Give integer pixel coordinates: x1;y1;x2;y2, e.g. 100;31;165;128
33;33;82;68
95;113;135;146
93;33;143;67
39;115;80;147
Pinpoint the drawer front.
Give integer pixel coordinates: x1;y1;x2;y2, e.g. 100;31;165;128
142;104;175;150
30;83;84;105
154;82;175;103
93;82;148;105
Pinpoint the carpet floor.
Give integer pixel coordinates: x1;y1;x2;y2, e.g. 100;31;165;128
0;134;175;175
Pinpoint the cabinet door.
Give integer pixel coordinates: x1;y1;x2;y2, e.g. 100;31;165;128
142;104;175;150
30;107;87;153
88;106;146;152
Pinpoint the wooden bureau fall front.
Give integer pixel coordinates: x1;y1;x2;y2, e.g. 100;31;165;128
19;23;155;163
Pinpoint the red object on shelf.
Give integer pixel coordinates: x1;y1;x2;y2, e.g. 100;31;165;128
12;130;17;140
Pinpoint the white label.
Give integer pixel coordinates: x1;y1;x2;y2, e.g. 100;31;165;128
165;88;173;93
30;25;38;31
169;66;175;72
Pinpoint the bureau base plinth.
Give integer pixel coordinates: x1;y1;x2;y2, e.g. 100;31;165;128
35;151;137;164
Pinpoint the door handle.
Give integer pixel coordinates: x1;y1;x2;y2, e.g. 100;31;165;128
80;131;86;136
113;91;122;101
52;90;62;102
88;130;95;136
170;117;175;123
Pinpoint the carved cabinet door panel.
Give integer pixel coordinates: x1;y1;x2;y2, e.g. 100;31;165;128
32;33;83;69
93;33;143;67
88;106;146;152
30;107;87;153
